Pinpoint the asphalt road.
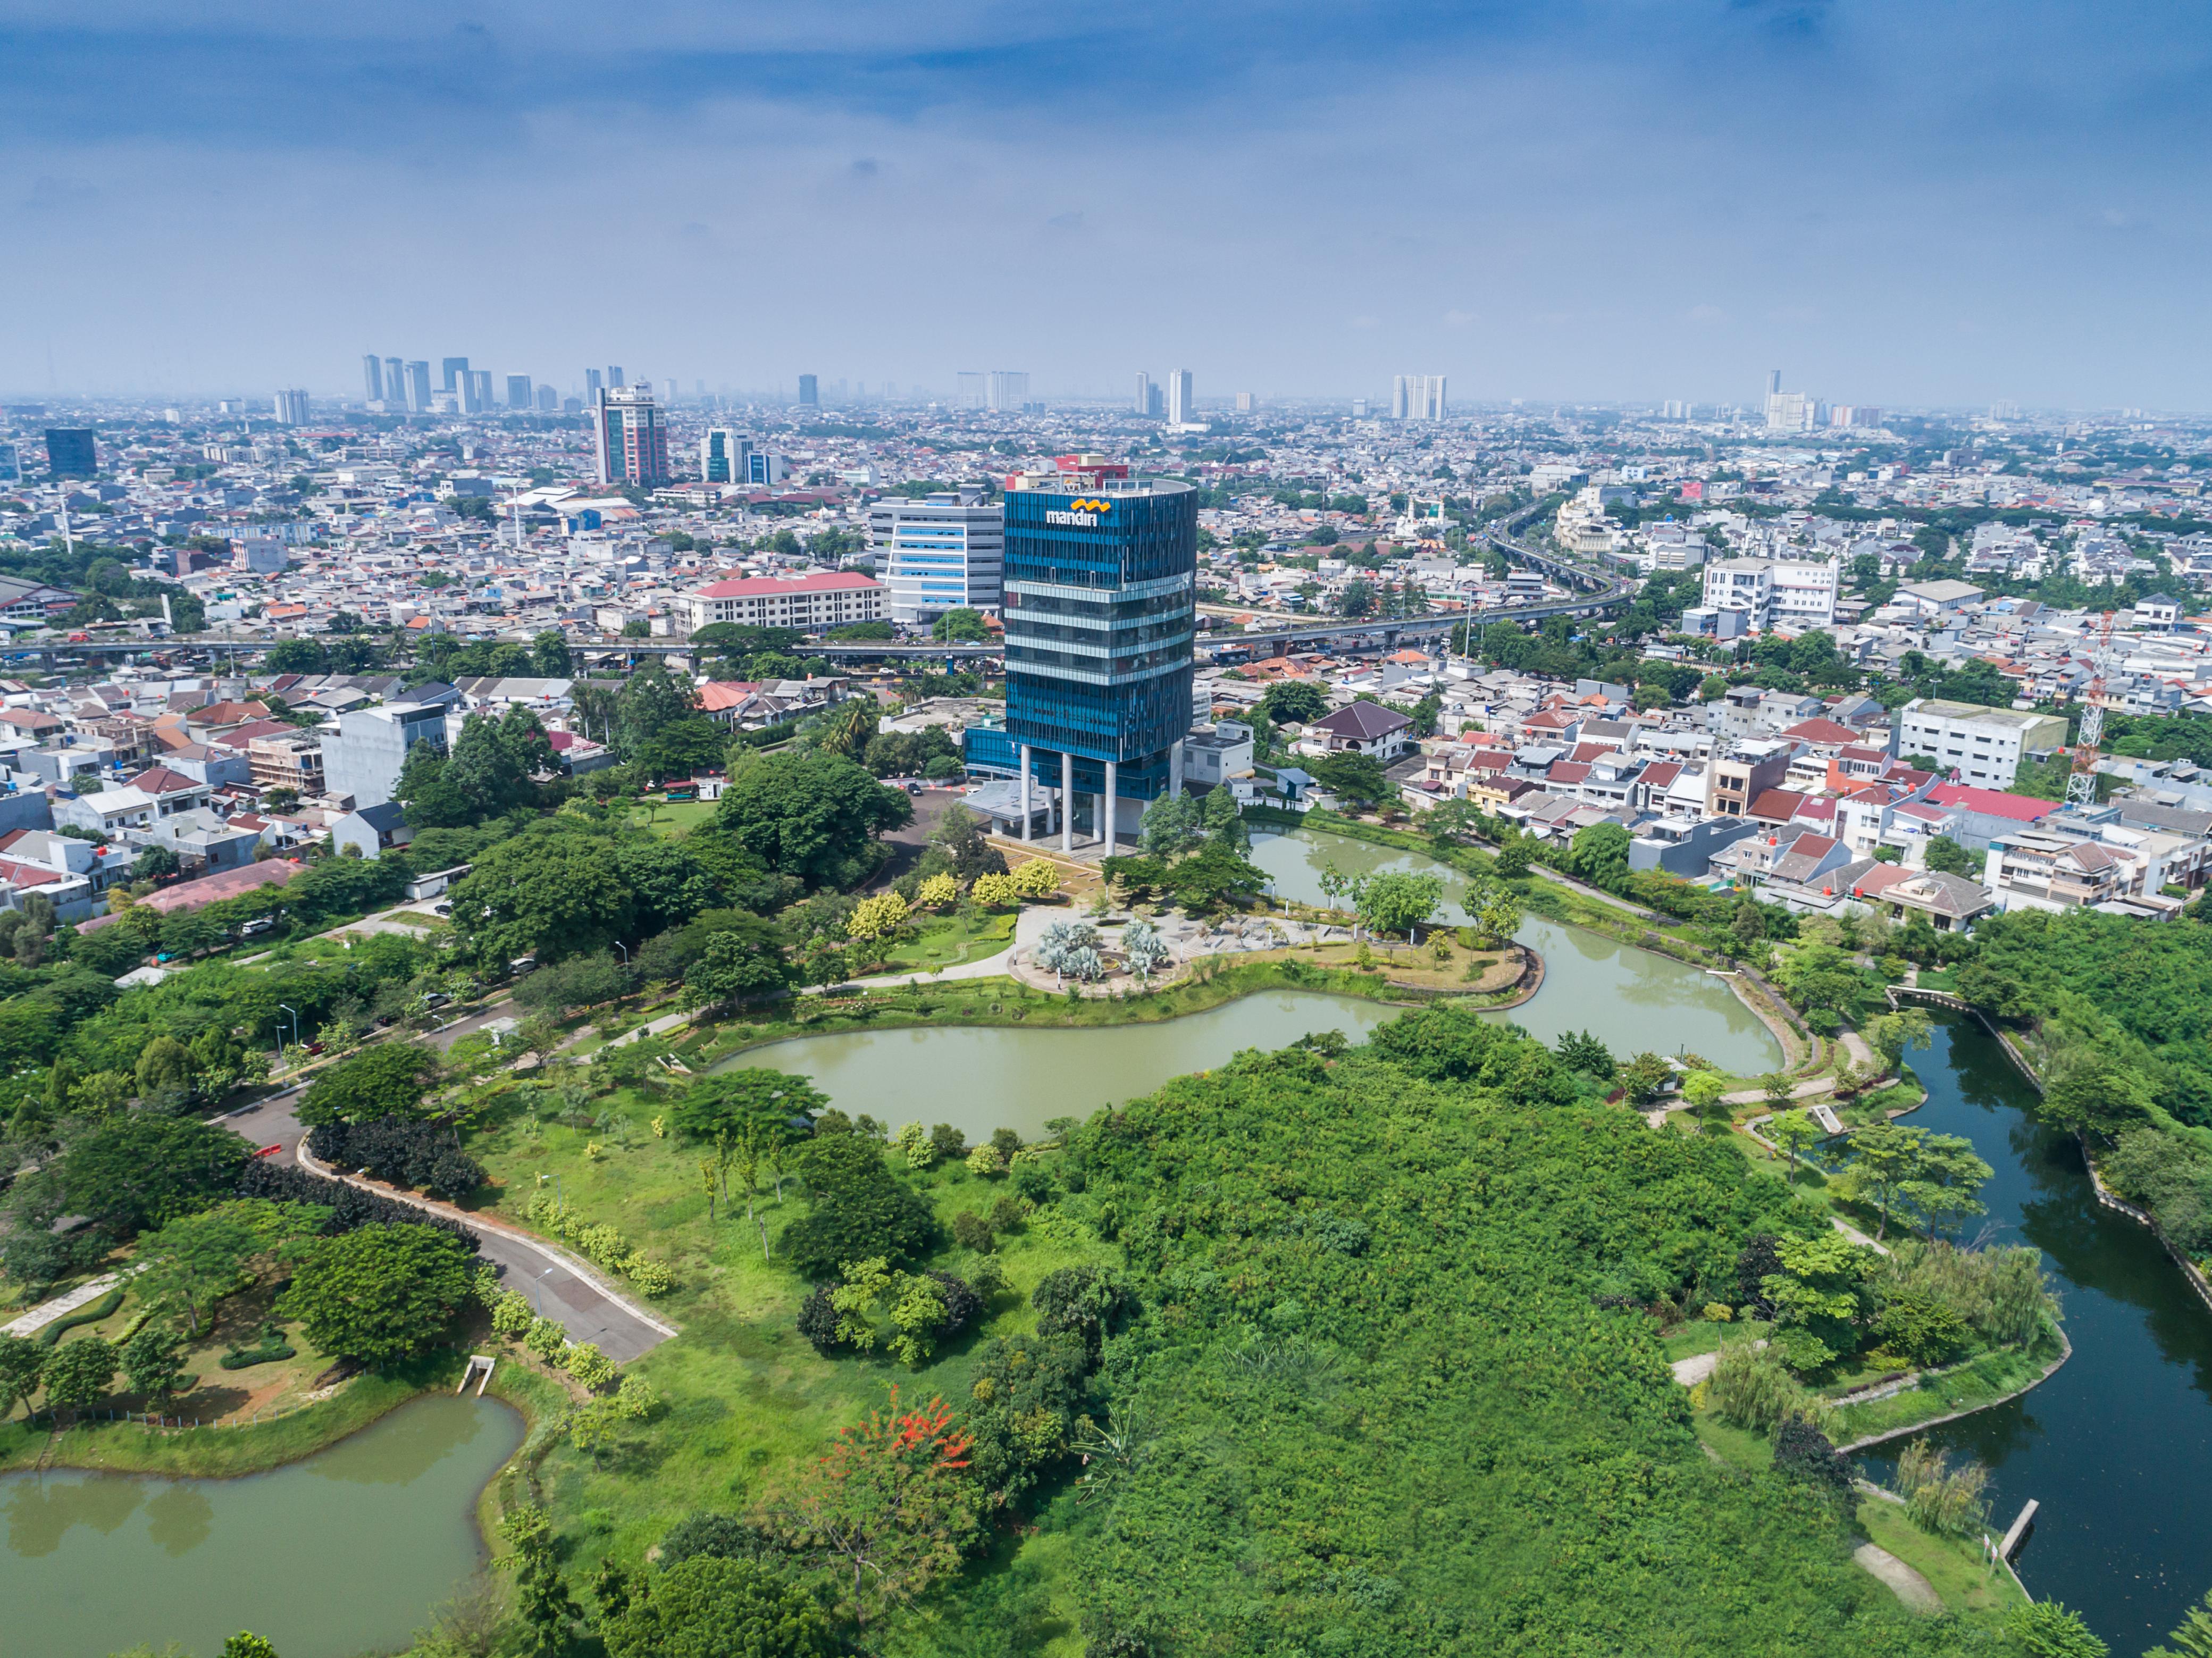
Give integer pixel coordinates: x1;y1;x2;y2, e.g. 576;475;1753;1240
227;1081;674;1363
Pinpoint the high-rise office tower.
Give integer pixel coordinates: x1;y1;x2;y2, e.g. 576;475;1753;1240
955;372;986;410
363;355;385;403
535;384;559;413
384;357;405;406
797;374;819;407
44;428;96;478
1767;368;1783;398
1392;375;1446;421
0;444;19;483
1134;372;1152;415
607;366;625;389
586;369;604;397
273;389;311;426
405;361;432;412
870;487;1004;624
593;386;670;487
987;371;1029;413
1235;392;1256;413
464;371;492;414
1166;370;1193;425
506;375;533;411
1001;456;1196;855
441;357;470;393
700;428;749;484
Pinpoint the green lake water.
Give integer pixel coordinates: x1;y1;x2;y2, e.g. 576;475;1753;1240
0;1395;522;1658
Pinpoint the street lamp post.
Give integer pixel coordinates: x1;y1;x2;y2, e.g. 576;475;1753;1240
277;1004;298;1071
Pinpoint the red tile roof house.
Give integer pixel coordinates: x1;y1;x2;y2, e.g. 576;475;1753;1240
78;858;301;932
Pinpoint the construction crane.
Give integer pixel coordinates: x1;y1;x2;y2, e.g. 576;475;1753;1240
2065;609;2118;809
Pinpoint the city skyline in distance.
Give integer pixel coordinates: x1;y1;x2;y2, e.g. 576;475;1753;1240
4;2;2207;408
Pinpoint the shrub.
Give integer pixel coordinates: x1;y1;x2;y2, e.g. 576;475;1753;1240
525;1317;568;1364
965;1143;1004;1178
1707;1340;1813;1436
1874;1288;1972;1367
622;1254;675;1296
490;1290;535;1338
567;1342;619;1392
926;1270;983;1336
1895;1437;1991;1536
658;1511;780;1567
1772;1418;1853;1497
796;1285;844;1355
1033;1266;1136;1354
951;1210;995;1252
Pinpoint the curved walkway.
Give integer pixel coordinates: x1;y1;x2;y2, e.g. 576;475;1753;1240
1853;1543;1942;1614
225;1085;674;1361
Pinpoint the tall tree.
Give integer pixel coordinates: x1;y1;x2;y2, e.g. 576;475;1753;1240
616;659;699;763
715;752;913;889
278;1222;475;1365
448;833;639;966
531;629;574;676
782;1391;984;1632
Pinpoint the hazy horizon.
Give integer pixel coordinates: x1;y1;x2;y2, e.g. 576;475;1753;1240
5;2;2206;410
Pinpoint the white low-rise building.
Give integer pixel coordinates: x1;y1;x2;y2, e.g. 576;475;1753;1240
680;571;886;634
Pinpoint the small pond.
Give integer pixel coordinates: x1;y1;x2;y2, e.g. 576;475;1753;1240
0;1394;523;1658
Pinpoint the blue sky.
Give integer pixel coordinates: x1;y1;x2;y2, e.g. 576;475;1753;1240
5;2;2207;407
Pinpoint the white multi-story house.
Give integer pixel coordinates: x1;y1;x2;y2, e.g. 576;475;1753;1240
1896;699;2068;791
1701;556;1838;633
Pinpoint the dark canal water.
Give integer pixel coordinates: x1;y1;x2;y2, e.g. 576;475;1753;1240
1864;1015;2212;1647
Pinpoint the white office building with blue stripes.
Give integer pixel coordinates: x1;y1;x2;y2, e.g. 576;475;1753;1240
868;488;1004;624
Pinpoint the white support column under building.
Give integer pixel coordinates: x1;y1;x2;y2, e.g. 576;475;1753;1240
1060;750;1074;855
1018;744;1032;842
1103;760;1118;855
1169;740;1185;799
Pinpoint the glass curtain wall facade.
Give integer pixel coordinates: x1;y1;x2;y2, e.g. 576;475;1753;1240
1003;476;1196;807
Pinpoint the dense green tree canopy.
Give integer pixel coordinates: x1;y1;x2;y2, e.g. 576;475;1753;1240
448;833;638;966
60;1114;253;1236
1048;1012;1971;1655
278;1221;474;1366
714;753;914;889
297;1042;440;1127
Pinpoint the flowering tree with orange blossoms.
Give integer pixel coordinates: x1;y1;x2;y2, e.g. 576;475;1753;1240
782;1388;985;1630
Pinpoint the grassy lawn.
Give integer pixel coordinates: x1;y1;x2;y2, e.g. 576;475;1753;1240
1661;1317;1771;1362
1689;1406;1773;1475
1831;1344;2060;1447
468;1083;1122;1598
628;798;718;836
877;907;1019;973
1856;1495;2029;1620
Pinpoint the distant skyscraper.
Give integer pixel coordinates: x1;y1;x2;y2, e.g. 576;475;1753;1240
1391;375;1445;421
1764;374;1812;432
1134;372;1152;415
701;428;749;484
384;357;405;407
1166;370;1193;425
1767;368;1782;398
404;361;432;412
273;389;311;426
987;371;1028;413
797;374;819;407
0;444;17;483
506;375;533;411
593;386;669;487
44;428;96;478
462;371;491;415
1235;391;1256;413
955;372;986;410
586;369;604;397
607;366;626;389
362;355;384;403
441;356;470;393
535;383;558;413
